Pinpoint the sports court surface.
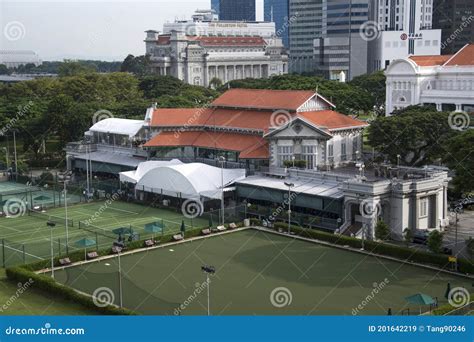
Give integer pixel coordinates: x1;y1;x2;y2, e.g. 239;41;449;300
0;198;209;267
54;229;472;315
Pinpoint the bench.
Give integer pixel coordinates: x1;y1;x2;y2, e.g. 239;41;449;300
216;225;227;232
144;239;155;247
201;228;211;236
87;251;99;260
59;258;71;266
173;234;184;241
228;223;237;230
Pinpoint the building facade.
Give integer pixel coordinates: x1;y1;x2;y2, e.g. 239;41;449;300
313;0;369;81
0;50;41;68
211;0;220;17
145;30;288;87
433;0;474;55
368;0;442;72
289;0;324;73
385;44;474;115
219;0;256;21
264;0;291;48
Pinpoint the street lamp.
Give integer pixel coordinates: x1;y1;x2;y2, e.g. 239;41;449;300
201;265;215;316
63;176;70;254
47;221;56;278
243;200;251;219
284;182;295;235
12;130;18;181
218;156;225;226
2;147;8;174
361;223;366;251
291;155;296;168
397;154;401;168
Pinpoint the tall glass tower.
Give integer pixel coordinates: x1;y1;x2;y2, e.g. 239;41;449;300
219;0;256;21
264;0;290;48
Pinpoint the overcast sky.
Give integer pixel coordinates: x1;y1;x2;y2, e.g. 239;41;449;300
1;0;260;61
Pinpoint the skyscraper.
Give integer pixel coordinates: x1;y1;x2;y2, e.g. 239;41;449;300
289;0;324;74
433;0;474;55
367;0;441;72
314;0;369;80
264;0;290;48
219;0;256;21
211;0;220;18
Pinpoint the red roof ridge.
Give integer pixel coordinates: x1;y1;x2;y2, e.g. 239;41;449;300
443;43;474;66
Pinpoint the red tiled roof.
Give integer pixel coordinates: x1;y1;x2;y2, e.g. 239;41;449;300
409;55;452;66
298;111;368;130
151;108;212;127
144;131;269;159
211;89;316;111
151;108;276;132
196;36;266;46
444;44;474;66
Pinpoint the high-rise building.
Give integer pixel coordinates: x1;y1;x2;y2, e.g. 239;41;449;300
432;0;474;55
314;0;369;80
289;0;324;74
219;0;256;21
211;0;220;17
264;0;290;48
367;0;441;72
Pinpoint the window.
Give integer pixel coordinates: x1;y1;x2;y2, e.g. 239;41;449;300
277;145;293;167
328;144;334;163
302;145;316;169
419;198;428;218
341;141;347;161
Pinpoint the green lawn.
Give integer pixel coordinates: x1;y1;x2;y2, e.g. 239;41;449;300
0;199;209;267
54;229;473;315
0;270;95;315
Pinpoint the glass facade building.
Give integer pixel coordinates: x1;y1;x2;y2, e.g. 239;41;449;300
264;0;290;47
219;0;256;21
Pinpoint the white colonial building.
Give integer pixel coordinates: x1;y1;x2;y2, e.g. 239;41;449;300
385;44;474;115
145;10;288;87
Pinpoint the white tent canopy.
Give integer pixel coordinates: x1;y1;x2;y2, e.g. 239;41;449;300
120;161;246;200
89;118;145;138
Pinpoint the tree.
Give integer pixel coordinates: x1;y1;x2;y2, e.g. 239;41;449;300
120;54;150;76
444;129;474;195
0;64;11;75
58;60;97;77
367;106;457;166
403;228;413;247
209;77;223;90
427;230;443;254
349;71;386;112
375;220;391;241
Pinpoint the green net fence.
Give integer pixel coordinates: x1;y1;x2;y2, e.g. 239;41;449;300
28;209;74;227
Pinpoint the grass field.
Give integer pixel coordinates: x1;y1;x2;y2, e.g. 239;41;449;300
54;229;473;315
0;198;209;267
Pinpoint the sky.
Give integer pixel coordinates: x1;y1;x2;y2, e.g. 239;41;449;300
0;0;263;61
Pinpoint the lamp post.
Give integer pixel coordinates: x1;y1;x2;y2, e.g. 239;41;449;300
397;154;401;167
361;223;366;251
291;155;295;168
218;156;225;226
201;265;215;316
63;178;70;254
284;182;295;235
12;130;18;181
47;221;56;278
118;250;123;308
2;147;8;173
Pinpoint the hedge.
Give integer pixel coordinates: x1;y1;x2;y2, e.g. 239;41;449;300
270;222;474;275
5;267;135;315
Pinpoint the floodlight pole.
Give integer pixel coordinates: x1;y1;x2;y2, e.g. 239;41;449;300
47;221;56;279
12;130;18;181
219;156;225;226
284;182;295;235
64;180;69;253
201;265;215;316
118;251;123;308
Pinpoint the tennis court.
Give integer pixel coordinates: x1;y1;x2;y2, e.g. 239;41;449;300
54;229;473;315
0;199;210;267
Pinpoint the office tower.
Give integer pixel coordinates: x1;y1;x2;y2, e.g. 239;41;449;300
433;0;474;54
219;0;256;21
264;0;290;48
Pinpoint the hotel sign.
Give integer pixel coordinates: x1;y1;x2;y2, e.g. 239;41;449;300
209;23;249;28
